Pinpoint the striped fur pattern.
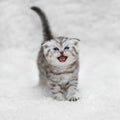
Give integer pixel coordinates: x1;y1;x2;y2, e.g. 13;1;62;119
31;7;80;101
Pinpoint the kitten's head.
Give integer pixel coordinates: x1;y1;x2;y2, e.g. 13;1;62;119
42;37;80;66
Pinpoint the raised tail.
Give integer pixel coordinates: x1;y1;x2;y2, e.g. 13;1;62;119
31;6;54;41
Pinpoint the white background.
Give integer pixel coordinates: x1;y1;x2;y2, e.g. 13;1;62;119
0;0;120;120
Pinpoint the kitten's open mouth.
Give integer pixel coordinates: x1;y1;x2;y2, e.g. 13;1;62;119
57;55;68;62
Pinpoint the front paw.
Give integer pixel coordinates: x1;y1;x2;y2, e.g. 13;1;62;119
66;91;80;102
67;95;80;102
53;93;65;101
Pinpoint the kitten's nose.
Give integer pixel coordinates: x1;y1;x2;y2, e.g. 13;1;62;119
60;51;64;55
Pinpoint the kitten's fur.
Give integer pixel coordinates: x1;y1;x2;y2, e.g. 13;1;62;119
31;6;80;101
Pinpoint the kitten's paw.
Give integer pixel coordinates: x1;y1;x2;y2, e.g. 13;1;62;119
54;96;64;101
66;93;80;102
66;90;80;101
68;96;80;102
53;93;65;101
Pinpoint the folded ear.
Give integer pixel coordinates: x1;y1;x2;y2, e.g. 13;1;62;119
41;41;50;48
70;38;80;46
73;38;80;42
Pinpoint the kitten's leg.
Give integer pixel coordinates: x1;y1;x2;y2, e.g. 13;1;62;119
65;80;80;101
48;82;64;101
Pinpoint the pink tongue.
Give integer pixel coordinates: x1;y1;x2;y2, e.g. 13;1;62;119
59;56;66;62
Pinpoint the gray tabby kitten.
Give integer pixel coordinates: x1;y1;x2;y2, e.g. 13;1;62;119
31;6;80;101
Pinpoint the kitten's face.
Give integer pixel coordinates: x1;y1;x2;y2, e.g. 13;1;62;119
42;37;80;66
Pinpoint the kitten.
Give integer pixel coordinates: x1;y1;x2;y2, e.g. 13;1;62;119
31;6;80;101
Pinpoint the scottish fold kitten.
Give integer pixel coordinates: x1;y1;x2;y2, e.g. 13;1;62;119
31;6;80;101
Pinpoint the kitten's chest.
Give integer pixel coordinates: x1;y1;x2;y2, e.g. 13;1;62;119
57;74;74;84
47;67;78;84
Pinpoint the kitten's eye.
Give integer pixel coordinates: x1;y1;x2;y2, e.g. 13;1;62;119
64;46;69;50
53;47;59;51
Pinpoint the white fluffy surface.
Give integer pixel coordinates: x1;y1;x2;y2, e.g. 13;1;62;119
0;0;120;120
